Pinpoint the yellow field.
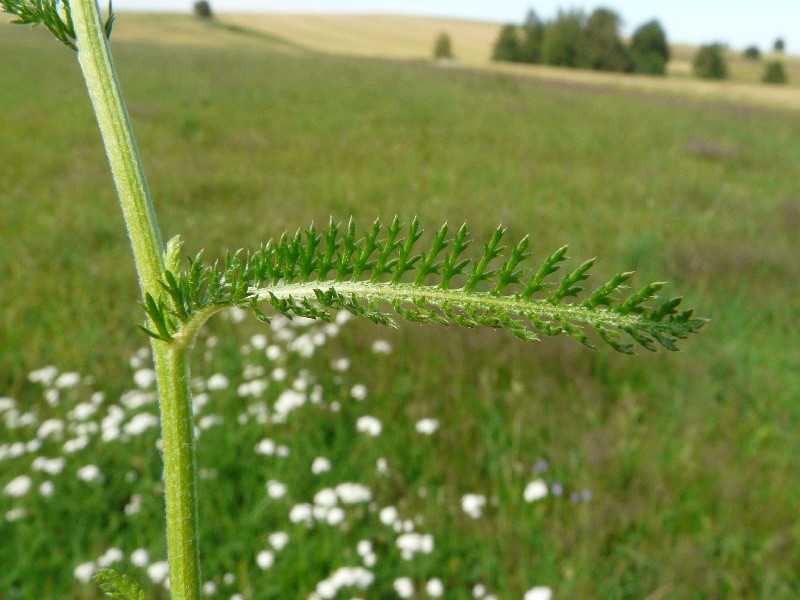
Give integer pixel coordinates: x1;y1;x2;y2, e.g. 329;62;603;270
98;12;800;111
220;13;501;65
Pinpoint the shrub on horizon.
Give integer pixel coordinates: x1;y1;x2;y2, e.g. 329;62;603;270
762;61;787;84
693;44;728;80
193;1;212;20
433;32;453;60
629;20;670;75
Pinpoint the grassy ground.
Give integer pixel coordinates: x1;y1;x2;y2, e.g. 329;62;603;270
1;13;800;599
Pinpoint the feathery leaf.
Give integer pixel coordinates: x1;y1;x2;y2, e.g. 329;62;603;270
143;218;705;353
93;569;144;600
0;0;114;50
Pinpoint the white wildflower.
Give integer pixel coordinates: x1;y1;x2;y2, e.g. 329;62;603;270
0;397;15;412
325;506;345;526
120;390;154;410
4;475;32;497
336;482;371;504
74;561;96;583
268;531;289;551
357;540;372;557
55;372;81;388
43;388;60;406
255;438;276;456
206;373;229;390
76;464;103;483
32;456;65;475
6;507;26;522
396;533;434;558
523;480;548;503
393;577;414;598
265;345;281;361
147;560;169;584
415;418;440;435
36;418;64;440
311;456;331;474
124;413;159;436
28;365;58;385
266;480;287;499
274;389;305;417
473;583;487;598
524;587;553;600
331;357;350;372
276;445;290;458
426;578;444;597
350;384;367;401
237;380;268;398
376;457;389;474
256;549;275;570
131;548;149;567
288;503;313;524
39;481;55;497
461;494;487;519
379;505;398;526
250;334;268;349
202;580;217;595
371;339;392;354
356;415;381;436
124;493;143;515
97;547;124;567
335;311;353;325
314;488;337;508
69;402;97;421
197;414;223;430
289;333;315;357
133;369;157;389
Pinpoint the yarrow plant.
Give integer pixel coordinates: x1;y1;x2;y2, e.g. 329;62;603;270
1;1;704;598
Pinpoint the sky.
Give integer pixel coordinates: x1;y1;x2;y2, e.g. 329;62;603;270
112;0;798;50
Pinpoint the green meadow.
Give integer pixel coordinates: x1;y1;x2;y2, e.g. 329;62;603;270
1;13;799;599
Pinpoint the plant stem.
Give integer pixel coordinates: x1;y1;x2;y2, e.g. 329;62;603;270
71;1;201;598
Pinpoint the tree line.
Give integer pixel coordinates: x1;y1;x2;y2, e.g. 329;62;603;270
491;8;669;75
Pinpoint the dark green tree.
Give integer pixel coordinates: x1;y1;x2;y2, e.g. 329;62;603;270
762;61;787;84
520;9;545;64
193;0;212;19
576;7;632;72
743;45;761;60
541;10;584;68
774;38;785;52
629;19;670;75
492;23;522;62
693;44;728;80
433;32;453;60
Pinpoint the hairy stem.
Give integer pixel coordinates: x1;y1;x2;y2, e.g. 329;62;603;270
71;1;200;598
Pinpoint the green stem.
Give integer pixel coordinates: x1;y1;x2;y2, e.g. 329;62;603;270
70;1;200;598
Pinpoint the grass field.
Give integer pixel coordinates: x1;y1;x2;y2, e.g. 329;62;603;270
1;12;800;599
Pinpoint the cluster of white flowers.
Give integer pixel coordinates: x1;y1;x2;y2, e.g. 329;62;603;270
310;566;374;599
7;311;561;598
396;532;435;560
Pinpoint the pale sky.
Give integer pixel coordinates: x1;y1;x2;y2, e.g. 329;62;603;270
112;0;797;50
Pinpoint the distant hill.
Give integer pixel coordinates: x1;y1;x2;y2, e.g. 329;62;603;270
105;12;800;111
